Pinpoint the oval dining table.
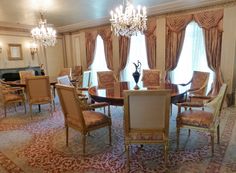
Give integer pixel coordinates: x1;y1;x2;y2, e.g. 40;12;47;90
88;81;189;106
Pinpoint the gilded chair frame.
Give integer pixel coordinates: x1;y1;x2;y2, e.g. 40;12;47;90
124;89;171;168
176;84;227;155
25;76;55;118
56;84;112;155
185;71;210;96
0;82;26;117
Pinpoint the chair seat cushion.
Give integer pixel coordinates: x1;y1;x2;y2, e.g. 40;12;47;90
177;110;213;128
4;93;23;102
83;111;111;129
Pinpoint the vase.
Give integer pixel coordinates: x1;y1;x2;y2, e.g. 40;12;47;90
132;70;140;90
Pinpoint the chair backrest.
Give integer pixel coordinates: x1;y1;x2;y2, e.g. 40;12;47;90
57;75;72;86
25;76;52;104
205;83;227;118
190;71;209;95
142;69;161;87
58;68;72;78
124;89;171;138
56;84;86;131
97;71;117;88
19;70;35;83
73;65;83;77
82;70;91;88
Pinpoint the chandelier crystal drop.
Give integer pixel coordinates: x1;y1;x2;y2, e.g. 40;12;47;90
110;0;147;37
31;13;57;47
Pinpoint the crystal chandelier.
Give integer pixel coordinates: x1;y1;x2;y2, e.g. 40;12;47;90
110;0;147;37
31;13;57;47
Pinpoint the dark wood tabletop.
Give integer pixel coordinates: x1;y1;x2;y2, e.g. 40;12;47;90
88;81;189;106
4;76;57;87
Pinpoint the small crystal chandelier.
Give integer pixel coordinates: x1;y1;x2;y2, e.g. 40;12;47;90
31;13;57;47
110;0;147;37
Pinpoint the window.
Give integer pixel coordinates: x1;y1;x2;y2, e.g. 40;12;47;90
171;21;213;92
90;35;109;86
121;33;149;86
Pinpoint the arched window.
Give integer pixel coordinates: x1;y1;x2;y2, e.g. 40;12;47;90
90;35;109;86
121;33;149;86
171;21;213;92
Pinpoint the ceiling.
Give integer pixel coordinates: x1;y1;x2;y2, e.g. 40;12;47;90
0;0;232;32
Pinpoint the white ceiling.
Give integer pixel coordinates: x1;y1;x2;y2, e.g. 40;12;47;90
0;0;232;32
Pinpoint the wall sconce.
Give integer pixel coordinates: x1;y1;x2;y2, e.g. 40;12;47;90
30;42;38;59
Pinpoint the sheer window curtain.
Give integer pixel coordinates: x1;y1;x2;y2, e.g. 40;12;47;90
90;35;109;86
171;21;214;92
121;33;149;86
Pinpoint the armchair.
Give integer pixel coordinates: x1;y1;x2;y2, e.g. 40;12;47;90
0;81;26;117
97;71;118;88
58;68;72;79
176;84;227;155
124;89;171;168
25;76;55;118
56;84;112;155
180;71;209;98
57;75;109;114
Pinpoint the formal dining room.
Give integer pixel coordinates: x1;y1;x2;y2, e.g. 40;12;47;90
0;0;236;172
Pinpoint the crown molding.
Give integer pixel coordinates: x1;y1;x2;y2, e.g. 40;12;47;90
57;0;236;33
57;18;109;33
0;0;235;34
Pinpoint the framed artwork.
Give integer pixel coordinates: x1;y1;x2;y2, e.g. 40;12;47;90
8;44;23;60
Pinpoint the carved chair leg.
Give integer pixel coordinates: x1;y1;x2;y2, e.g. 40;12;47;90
53;100;55;111
108;105;111;117
29;104;33;119
108;126;112;145
66;126;69;146
82;134;86;155
23;102;26;114
126;145;130;171
211;132;214;156
188;129;191;136
164;141;168;166
176;127;180;150
217;125;220;144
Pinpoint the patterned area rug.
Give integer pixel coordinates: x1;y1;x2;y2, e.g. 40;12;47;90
0;102;236;173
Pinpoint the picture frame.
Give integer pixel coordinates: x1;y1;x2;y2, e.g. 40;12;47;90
8;44;23;60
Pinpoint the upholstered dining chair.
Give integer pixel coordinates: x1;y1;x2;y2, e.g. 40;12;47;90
73;65;83;78
25;76;55;118
142;69;161;87
19;70;35;83
176;83;227;155
124;89;171;168
0;81;26;117
57;75;109;114
58;68;72;79
56;84;112;155
181;71;210;98
97;71;118;89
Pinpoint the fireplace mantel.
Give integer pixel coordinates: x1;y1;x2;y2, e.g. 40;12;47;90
0;66;42;80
